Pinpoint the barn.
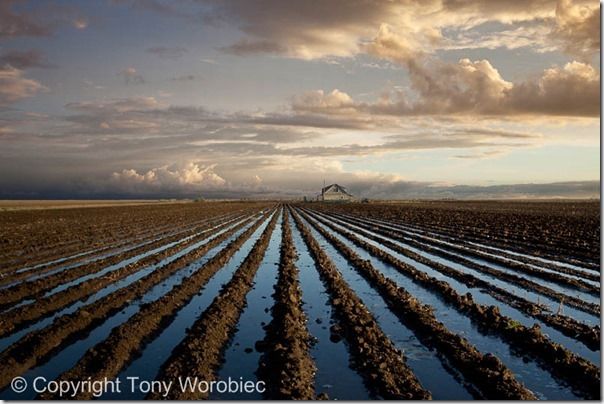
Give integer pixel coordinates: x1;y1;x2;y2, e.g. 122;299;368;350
319;183;355;202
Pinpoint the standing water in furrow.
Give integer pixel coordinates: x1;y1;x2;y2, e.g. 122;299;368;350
313;211;600;365
289;217;370;399
209;213;283;399
0;214;253;353
372;216;598;279
352;214;598;273
305;211;582;400
325;212;599;326
296;213;473;399
102;212;275;400
344;214;600;307
0;214;245;314
0;213;232;289
0;214;264;400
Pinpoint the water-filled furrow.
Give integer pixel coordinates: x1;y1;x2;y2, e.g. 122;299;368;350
0;306;139;400
3;208;245;278
335;214;600;304
209;213;283;399
1;212;240;288
383;220;601;292
296;214;474;400
466;241;599;276
41;218;240;298
379;216;597;270
310;211;600;363
290;219;371;399
101;213;274;400
0;215;266;401
6;220;185;275
324;212;600;325
0;215;256;352
387;218;598;272
304;212;582;400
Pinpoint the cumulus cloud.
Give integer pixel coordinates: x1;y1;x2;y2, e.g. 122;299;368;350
507;61;600;116
73;17;88;29
119;67;145;85
293;58;599;118
292;89;356;115
206;0;583;60
552;0;599;59
110;162;227;194
0;66;46;106
146;46;188;59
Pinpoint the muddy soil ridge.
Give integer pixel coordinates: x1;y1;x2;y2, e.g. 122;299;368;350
0;211;240;285
0;200;598;401
302;207;600;399
298;208;535;400
0;209;268;391
325;210;599;317
257;208;317;399
0;202;267;273
306;208;600;351
38;207;277;399
0;212;262;310
147;208;281;400
0;213;247;339
291;209;431;400
310;201;599;269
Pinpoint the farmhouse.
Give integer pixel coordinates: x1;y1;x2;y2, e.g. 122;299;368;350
319;183;355;202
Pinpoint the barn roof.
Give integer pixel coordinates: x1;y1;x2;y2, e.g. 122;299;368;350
322;183;352;196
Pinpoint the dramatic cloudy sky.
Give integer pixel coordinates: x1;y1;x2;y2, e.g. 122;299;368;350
0;0;600;199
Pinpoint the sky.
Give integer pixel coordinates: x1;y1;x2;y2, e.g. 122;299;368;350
0;0;600;199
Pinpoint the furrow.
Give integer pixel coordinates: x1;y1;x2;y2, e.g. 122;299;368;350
257;209;316;399
0;215;249;311
0;213;246;340
328;211;599;317
303;208;599;399
308;209;600;351
298;208;535;400
0;211;241;285
0;210;263;391
146;208;280;400
333;213;599;297
290;209;431;400
356;214;600;282
39;208;278;400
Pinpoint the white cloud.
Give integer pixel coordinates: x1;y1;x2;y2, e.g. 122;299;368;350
110;162;227;193
0;66;46;105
